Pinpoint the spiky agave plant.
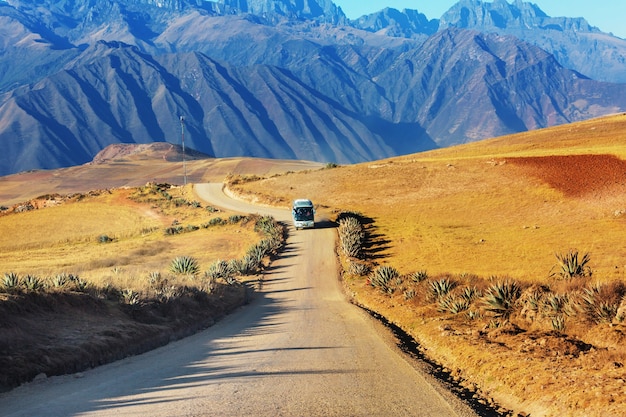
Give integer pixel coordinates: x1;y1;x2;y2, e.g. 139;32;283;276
170;256;200;276
437;293;470;314
370;265;400;293
410;270;429;283
483;280;521;319
338;216;364;258
428;278;455;300
580;284;621;324
2;272;20;292
205;260;234;281
22;274;44;292
553;250;592;279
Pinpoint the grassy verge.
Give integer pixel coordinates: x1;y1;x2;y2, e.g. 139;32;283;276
334;212;625;416
0;184;286;392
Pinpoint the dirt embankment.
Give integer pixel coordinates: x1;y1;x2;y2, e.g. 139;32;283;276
0;283;248;392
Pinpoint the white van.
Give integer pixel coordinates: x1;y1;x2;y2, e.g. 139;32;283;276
292;199;315;229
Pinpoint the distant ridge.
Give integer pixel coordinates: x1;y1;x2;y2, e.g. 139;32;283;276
91;143;212;164
0;0;624;176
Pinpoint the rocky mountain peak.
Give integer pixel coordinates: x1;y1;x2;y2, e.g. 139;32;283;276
439;0;595;33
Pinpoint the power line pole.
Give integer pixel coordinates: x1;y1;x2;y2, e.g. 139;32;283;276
179;115;187;185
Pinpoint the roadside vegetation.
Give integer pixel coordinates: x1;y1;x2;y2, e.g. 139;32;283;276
0;183;286;391
226;114;626;417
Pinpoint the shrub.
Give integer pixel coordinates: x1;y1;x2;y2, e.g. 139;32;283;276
483;280;521;319
552;250;592;279
98;234;113;243
170;256;200;276
229;214;244;224
206;217;226;227
164;225;184;235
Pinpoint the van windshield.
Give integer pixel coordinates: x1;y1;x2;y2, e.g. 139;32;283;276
293;207;313;221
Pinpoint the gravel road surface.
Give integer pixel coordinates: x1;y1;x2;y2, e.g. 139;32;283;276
0;183;477;417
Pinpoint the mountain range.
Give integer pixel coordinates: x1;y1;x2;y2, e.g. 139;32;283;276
0;0;625;176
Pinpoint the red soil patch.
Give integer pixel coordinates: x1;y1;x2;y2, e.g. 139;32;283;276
506;154;626;198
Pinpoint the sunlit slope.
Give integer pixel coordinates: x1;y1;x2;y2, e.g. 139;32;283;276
0;146;322;207
233;113;626;281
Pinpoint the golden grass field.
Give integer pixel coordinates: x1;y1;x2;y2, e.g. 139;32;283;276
0;146;321;289
0;186;259;290
227;113;626;417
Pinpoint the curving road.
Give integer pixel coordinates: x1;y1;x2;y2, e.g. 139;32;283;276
0;183;476;417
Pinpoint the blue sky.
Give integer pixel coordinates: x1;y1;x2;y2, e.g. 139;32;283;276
334;1;626;39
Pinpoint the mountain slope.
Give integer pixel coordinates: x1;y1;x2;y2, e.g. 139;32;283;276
0;0;625;175
356;0;626;83
0;41;437;175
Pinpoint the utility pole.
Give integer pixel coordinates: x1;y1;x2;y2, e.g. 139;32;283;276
179;115;187;185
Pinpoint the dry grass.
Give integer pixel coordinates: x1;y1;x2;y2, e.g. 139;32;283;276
0;185;258;287
228;113;626;416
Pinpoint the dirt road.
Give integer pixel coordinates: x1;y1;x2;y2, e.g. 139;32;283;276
0;184;476;417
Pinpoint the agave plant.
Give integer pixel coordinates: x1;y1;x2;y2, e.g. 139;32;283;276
2;272;21;291
551;315;566;332
370;265;400;293
542;294;571;317
437;293;470;314
147;271;163;289
553;250;592;279
205;260;234;281
22;274;44;292
349;261;370;276
428;278;455;300
121;288;140;306
51;273;71;288
246;244;268;269
170;256;200;276
338;216;364;258
233;254;260;276
410;270;429;283
580;284;620;324
483;280;521;319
